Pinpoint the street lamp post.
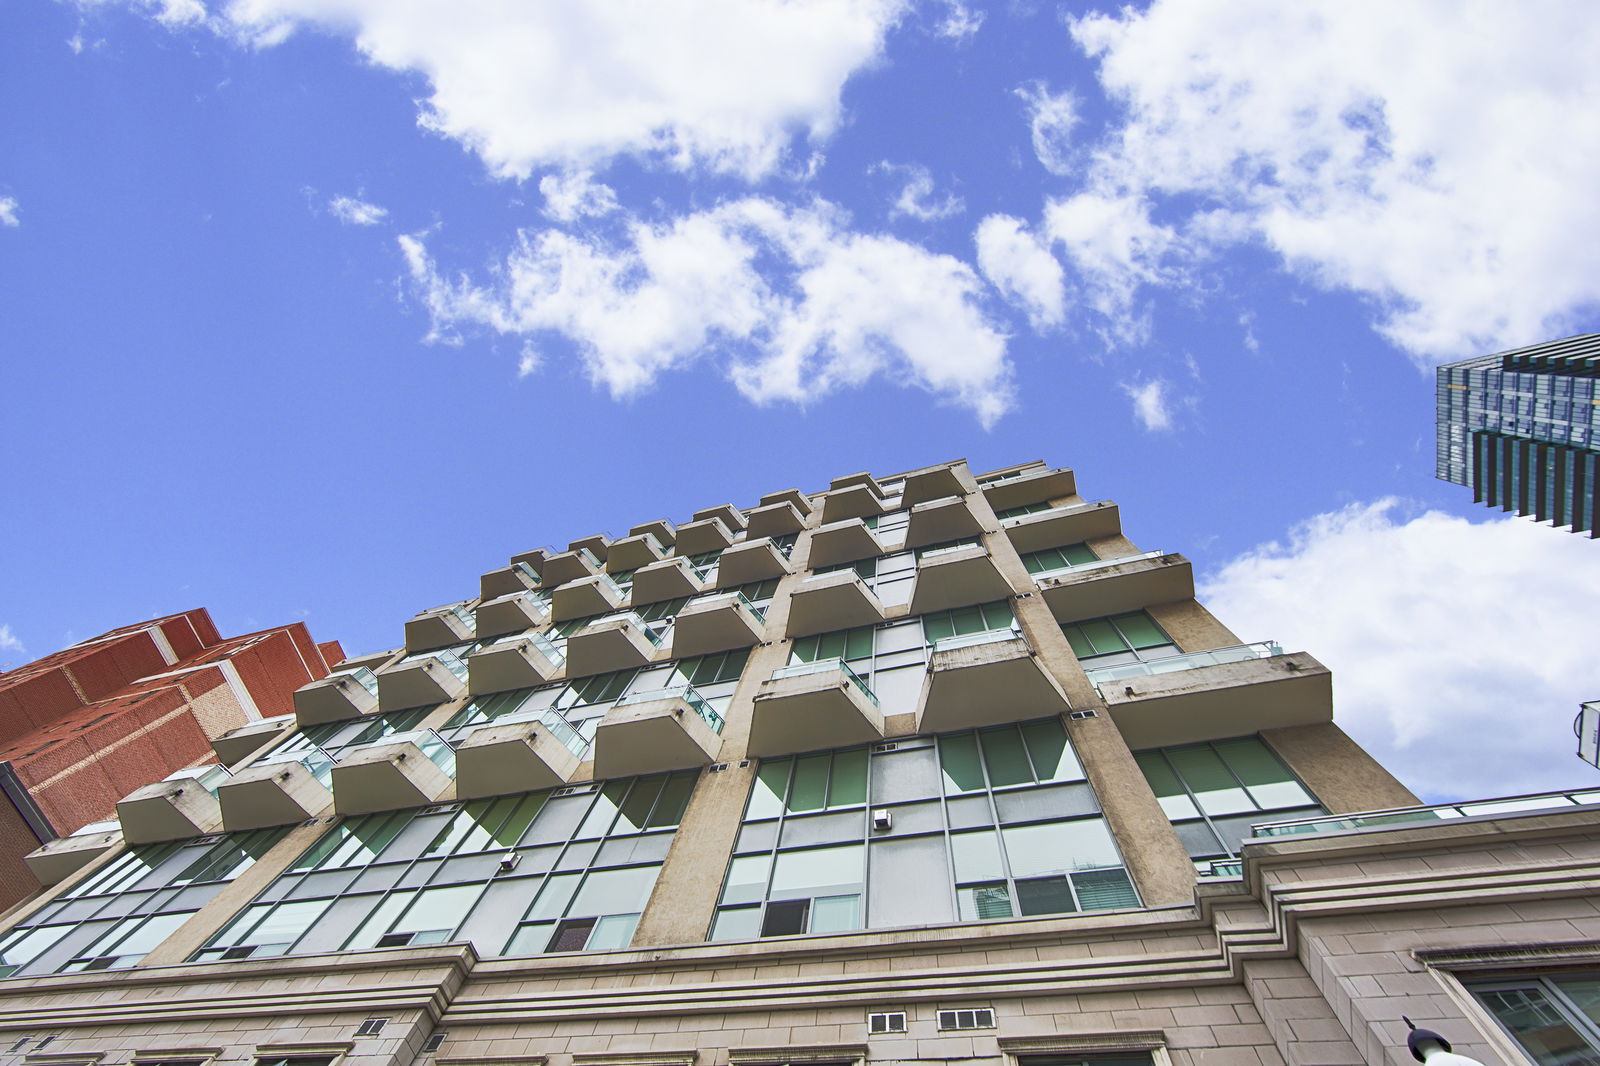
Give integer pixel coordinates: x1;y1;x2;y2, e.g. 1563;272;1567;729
1404;1017;1488;1065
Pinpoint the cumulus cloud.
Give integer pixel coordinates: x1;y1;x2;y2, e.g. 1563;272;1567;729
1201;500;1600;802
538;171;620;222
1120;378;1172;431
931;0;982;41
0;197;18;227
400;197;1013;425
1014;81;1078;177
974;214;1064;330
210;0;905;180
1064;0;1600;361
1043;191;1177;345
327;194;388;226
874;162;963;222
0;624;22;655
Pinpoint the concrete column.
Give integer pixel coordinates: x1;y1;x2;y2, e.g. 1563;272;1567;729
1262;723;1420;813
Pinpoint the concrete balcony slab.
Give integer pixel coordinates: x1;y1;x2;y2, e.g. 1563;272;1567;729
916;632;1070;734
787;570;887;638
907;545;1014;615
749;660;885;758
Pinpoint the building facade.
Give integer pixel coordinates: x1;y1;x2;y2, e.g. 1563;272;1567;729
1436;333;1600;537
1;460;1597;1066
0;609;343;909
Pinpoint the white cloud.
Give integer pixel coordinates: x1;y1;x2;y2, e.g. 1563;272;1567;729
516;343;540;378
212;0;905;180
1120;378;1172;432
974;213;1064;330
327;194;388;226
0;197;19;227
1014;81;1078;176
538;171;619;223
1066;0;1600;362
874;162;963;222
1043;191;1177;345
400;197;1014;425
931;0;982;41
1201;500;1600;802
0;624;23;655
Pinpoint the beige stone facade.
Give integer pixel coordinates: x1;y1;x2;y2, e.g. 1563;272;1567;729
0;460;1591;1066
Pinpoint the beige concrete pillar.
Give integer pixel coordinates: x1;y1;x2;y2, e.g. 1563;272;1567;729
1262;722;1420;813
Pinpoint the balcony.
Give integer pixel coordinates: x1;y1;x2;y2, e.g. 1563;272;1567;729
745;500;806;539
786;570;887;638
980;466;1076;512
1249;787;1600;841
631;556;706;604
552;572;626;621
455;708;589;798
629;519;677;548
820;483;885;524
693;503;747;534
540;547;604;588
475;589;552;638
904;495;984;549
749;659;885;757
480;559;541;600
671;592;765;658
592;686;724;777
216;747;335;830
607;532;667;572
830;471;885;497
25;821;122;887
211;714;296;766
1002;500;1121;554
900;463;968;507
331;729;457;815
758;487;813;516
1036;552;1195;623
1087;643;1333;748
375;650;469;712
568;533;611;563
466;632;564;695
907;543;1014;614
917;630;1070;733
676;516;736;556
116;765;230;844
294;667;380;727
404;603;476;652
717;536;792;585
808;518;886;568
565;612;661;677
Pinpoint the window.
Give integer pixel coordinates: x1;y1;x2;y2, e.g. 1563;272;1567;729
195;774;696;964
937;1008;995;1030
1471;972;1600;1064
995;502;1053;519
1135;737;1321;863
1061;612;1178;667
867;1012;907;1034
710;721;1138;941
921;601;1016;645
1022;543;1097;575
786;621;927;716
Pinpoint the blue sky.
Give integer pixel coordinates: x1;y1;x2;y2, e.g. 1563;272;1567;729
2;0;1598;801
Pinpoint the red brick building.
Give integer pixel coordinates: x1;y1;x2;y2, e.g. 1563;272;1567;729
0;609;342;910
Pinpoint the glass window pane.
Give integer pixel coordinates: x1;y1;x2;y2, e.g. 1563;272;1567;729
940;734;986;794
571;866;659;917
1478;986;1600;1066
647;772;696;828
949;606;983;636
1073;868;1140;911
770;844;864;896
808;894;861;933
615;779;660;834
1555;976;1600;1031
1135;751;1200;820
526;872;582;920
950;830;1005;883
1061;624;1097;659
957;882;1012;920
747;760;790;820
347;892;415;949
761;899;809;936
1002;819;1121;876
923;614;954;643
721;855;771;905
585;913;639;951
789;755;830;812
980;728;1033;787
828;749;868;807
395;884;482;934
1114;612;1169;649
502;922;554;956
1021;720;1082;782
1015;876;1076;917
844;628;874;660
1169;747;1254;816
709;906;761;942
979;601;1016;631
1214;738;1313;809
1078;619;1128;656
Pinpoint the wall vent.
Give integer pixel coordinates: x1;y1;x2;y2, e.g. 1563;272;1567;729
867;1012;907;1034
355;1018;389;1037
937;1008;994;1031
871;742;899;753
708;763;730;772
552;784;598;797
420;803;463;815
1068;709;1098;720
421;1032;448;1054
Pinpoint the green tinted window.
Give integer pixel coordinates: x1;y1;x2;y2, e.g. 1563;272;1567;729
1022;543;1097;573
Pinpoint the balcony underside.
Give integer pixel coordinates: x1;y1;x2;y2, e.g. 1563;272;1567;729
376;662;465;712
749;672;885;758
606;534;666;572
481;564;538;600
907;548;1015;614
565;620;657;677
820;484;885;524
717;538;791;585
116;782;224;845
758;488;813;515
982;468;1076;512
540;551;599;588
568;534;611;563
745;500;805;538
1004;501;1122;554
693;504;746;533
552;575;624;622
1100;652;1333;749
917;637;1070;734
905;496;984;549
474;592;546;639
592;697;721;778
671;598;764;658
217;762;334;831
901;465;968;507
807;520;885;569
26;827;123;887
631;558;705;604
787;572;887;638
294;675;378;727
467;641;561;696
331;741;454;815
404;613;471;653
455;721;583;799
628;519;676;547
1040;554;1195;623
675;517;735;556
212;717;295;767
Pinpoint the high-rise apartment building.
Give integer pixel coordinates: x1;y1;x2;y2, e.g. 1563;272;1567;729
0;609;343;909
2;460;1598;1066
1436;333;1600;536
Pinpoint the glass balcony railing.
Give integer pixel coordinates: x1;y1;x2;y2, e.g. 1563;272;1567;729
1084;640;1284;688
330;666;379;698
164;764;233;796
512;559;541;586
616;685;725;734
357;728;457;778
255;745;337;787
1251;788;1600;839
931;627;1022;654
685;590;764;619
769;658;880;707
1198;859;1243;878
918;539;983;562
1000;500;1106;525
465;706;591;760
586;611;662;646
1032;550;1165;582
431;648;470;682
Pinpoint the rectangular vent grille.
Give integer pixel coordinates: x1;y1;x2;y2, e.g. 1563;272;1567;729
420;803;463;815
355;1018;389;1037
552;784;598;797
871;742;899;753
708;763;729;772
422;1032;448;1054
1068;709;1098;720
937;1008;994;1031
867;1012;906;1034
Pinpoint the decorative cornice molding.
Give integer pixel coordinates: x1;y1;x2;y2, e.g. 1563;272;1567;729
1416;940;1600;970
571;1053;695;1066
